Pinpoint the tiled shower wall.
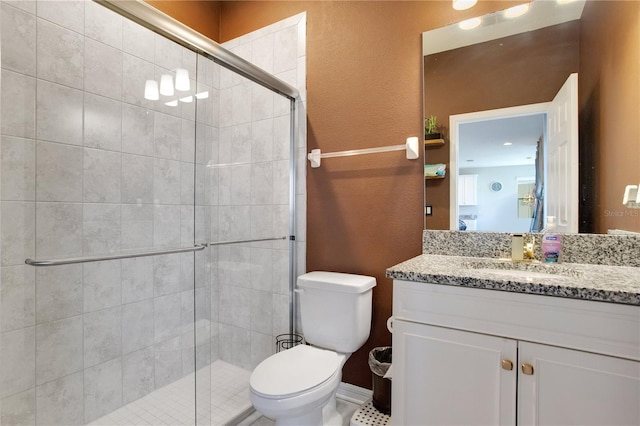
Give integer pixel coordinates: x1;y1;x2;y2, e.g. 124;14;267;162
0;1;209;423
213;12;307;371
0;0;307;423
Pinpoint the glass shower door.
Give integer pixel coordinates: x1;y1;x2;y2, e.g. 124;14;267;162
194;50;296;424
1;1;301;424
0;1;203;424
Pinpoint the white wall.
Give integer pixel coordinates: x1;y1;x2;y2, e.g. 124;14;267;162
460;165;535;233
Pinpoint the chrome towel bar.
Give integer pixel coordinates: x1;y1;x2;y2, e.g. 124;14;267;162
25;245;207;267
25;236;288;267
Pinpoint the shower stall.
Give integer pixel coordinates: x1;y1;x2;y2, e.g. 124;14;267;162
0;1;306;424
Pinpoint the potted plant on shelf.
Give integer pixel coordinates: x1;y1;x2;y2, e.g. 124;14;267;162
424;115;443;140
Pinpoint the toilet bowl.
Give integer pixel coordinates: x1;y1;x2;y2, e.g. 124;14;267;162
249;271;376;426
250;345;346;426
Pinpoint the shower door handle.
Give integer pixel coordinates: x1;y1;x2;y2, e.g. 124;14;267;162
25;244;207;267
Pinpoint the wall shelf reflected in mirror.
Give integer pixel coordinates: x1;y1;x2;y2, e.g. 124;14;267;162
425;139;445;147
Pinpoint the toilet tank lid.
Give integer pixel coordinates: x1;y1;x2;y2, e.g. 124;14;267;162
297;271;376;293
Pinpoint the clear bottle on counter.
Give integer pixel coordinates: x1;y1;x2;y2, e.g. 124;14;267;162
541;217;562;263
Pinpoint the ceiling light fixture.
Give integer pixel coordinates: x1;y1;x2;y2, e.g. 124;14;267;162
160;74;174;96
459;17;482;30
165;100;178;107
452;0;477;11
504;3;530;19
179;96;193;103
175;68;190;92
144;80;159;101
504;142;513;146
195;91;209;100
557;0;578;4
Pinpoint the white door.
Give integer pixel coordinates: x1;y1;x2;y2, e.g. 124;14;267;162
392;321;517;426
518;341;640;425
546;73;579;233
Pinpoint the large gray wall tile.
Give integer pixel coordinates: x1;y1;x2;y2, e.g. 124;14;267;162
35;371;83;425
1;136;36;201
36;17;83;89
84;358;123;423
1;3;36;76
1;388;36;425
36;80;83;145
35;316;83;385
1;70;36;138
1;266;36;331
122;347;154;404
84;93;122;151
36;0;84;33
122;299;154;355
36;264;82;323
1;327;36;398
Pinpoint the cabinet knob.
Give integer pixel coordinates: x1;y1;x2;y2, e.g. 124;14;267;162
521;363;534;375
501;359;514;371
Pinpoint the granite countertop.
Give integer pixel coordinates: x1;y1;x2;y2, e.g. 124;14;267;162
386;254;640;306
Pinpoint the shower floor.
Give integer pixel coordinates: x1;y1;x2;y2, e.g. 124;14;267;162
88;360;252;426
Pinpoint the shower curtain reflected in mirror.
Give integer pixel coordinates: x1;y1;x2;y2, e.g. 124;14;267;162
530;136;545;233
0;1;304;424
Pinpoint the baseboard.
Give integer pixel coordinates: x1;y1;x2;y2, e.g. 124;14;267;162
336;382;373;405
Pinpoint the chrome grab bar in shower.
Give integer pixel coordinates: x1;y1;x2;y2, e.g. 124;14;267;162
24;236;289;267
25;245;207;267
206;236;288;246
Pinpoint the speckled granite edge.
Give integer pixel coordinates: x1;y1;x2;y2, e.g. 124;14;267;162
387;254;640;306
423;230;640;267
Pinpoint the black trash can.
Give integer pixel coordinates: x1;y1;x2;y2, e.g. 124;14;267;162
369;346;392;415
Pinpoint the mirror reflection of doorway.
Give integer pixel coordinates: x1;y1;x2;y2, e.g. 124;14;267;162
455;112;544;233
450;74;579;233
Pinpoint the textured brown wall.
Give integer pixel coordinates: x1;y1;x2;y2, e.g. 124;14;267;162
423;22;581;230
579;0;640;233
146;0;221;41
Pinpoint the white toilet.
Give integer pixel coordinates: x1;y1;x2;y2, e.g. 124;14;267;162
249;271;376;426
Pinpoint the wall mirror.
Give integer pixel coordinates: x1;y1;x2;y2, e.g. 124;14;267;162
423;0;640;235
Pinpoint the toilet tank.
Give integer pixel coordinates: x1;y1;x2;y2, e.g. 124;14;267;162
297;272;376;354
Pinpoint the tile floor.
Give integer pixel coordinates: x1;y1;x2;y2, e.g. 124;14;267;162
89;360;252;426
89;359;367;426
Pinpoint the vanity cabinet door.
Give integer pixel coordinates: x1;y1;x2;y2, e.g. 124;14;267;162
392;320;517;426
518;342;640;426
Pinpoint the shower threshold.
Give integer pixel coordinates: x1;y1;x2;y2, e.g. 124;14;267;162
88;360;251;426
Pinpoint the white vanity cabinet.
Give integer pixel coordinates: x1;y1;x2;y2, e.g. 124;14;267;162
392;279;640;426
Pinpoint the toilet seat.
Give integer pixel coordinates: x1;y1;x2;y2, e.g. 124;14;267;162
250;345;340;398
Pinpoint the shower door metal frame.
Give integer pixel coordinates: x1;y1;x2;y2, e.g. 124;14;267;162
93;0;301;341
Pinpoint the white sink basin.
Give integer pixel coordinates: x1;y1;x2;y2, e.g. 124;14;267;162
461;260;581;280
474;268;569;280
